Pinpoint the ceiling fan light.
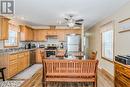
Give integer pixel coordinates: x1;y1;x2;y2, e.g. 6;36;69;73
68;22;75;28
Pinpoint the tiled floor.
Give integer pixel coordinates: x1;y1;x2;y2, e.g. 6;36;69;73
46;70;114;87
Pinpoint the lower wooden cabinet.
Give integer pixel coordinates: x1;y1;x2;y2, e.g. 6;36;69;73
8;54;18;78
0;51;30;79
114;62;130;87
36;48;45;63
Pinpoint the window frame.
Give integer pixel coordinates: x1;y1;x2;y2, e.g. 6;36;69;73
101;22;114;63
4;24;19;48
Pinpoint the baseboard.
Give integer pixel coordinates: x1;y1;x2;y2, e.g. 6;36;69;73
98;68;114;82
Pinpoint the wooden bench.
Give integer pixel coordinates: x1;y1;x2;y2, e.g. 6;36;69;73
43;59;98;87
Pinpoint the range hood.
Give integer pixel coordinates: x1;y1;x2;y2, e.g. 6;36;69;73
46;35;58;39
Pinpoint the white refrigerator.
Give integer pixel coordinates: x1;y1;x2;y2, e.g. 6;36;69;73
67;34;81;52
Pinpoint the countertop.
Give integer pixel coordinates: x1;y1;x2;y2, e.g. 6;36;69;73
0;48;44;55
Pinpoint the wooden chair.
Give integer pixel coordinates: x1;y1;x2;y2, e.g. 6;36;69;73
43;59;98;87
0;67;6;81
90;51;97;60
72;52;84;59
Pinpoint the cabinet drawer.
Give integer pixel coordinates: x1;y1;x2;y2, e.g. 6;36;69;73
18;53;25;57
115;63;124;72
116;72;130;84
124;69;130;78
115;63;130;78
9;59;17;65
115;77;128;87
9;54;17;61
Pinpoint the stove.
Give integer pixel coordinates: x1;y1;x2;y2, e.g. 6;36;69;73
45;46;57;58
45;46;57;50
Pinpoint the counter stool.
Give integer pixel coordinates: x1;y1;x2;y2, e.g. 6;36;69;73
0;67;6;81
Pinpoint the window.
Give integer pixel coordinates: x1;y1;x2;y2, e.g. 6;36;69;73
101;22;114;61
4;24;19;47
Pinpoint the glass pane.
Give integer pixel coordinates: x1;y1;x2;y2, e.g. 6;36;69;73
102;30;113;60
5;25;18;47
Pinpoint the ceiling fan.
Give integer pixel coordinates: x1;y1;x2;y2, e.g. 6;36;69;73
64;14;84;28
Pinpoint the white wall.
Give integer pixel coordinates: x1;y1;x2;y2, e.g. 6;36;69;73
87;1;130;76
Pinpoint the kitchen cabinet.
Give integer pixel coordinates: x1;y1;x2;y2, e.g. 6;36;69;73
33;29;81;41
36;48;44;63
20;25;34;41
34;29;47;41
57;29;67;41
47;29;57;35
0;51;30;79
115;62;130;87
8;54;18;78
0;16;10;40
66;29;81;35
17;52;27;72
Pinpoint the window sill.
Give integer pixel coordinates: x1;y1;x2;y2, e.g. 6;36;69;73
102;57;114;63
4;46;18;48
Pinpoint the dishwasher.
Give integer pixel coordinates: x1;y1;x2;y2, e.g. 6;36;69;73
29;49;36;66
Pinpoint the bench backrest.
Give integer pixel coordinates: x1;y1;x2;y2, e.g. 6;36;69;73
43;59;98;77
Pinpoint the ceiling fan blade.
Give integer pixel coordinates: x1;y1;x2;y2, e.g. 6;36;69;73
75;23;82;25
75;19;84;22
64;18;69;21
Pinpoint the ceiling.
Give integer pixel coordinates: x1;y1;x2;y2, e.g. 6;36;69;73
12;0;130;29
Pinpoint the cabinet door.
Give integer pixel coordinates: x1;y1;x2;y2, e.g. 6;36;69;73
17;53;25;72
24;51;30;67
8;54;17;78
20;25;28;41
0;17;9;40
20;25;34;41
36;49;44;63
8;63;17;78
28;28;34;40
34;30;47;41
74;29;81;34
57;29;66;41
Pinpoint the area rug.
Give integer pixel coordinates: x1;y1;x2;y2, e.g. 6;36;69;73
47;82;93;87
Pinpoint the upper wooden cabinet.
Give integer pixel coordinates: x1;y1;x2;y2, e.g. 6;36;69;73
47;29;57;35
0;16;10;40
20;25;34;41
33;29;81;41
57;29;67;41
33;29;47;41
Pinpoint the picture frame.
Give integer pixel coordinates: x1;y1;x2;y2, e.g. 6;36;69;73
118;18;130;33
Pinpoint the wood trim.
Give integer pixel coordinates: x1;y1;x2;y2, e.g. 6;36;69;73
100;21;113;28
118;18;130;33
101;21;115;63
98;68;114;82
102;57;114;63
118;18;130;23
4;28;19;48
118;29;130;33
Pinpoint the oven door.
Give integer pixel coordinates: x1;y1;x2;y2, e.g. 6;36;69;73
46;51;55;57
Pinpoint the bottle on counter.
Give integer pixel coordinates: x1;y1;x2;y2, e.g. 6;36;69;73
60;43;64;49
